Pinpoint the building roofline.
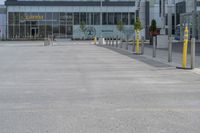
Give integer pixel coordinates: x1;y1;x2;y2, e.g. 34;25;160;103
5;0;135;7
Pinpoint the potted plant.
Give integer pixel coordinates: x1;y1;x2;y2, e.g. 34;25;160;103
134;17;143;54
80;21;86;40
116;20;124;47
149;19;158;45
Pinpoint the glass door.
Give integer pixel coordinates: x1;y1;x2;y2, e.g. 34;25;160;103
66;13;73;38
30;27;38;38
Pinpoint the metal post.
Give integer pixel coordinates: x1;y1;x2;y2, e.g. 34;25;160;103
112;36;114;46
160;0;166;34
153;36;156;58
194;0;197;11
191;38;196;69
120;37;123;48
132;35;135;52
180;15;184;41
110;37;112;46
192;12;196;38
168;0;172;62
141;37;144;55
190;0;197;69
99;0;103;44
126;36;128;50
168;36;172;62
116;36;118;47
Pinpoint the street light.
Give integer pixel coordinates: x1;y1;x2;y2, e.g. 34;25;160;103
99;0;103;45
168;0;173;62
191;0;197;69
160;0;165;34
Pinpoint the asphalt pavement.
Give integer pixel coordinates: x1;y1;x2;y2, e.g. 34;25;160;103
0;41;200;133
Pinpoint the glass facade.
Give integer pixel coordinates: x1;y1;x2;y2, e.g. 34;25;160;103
8;12;135;39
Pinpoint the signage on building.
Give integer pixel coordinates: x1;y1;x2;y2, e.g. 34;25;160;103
23;15;44;20
85;27;96;38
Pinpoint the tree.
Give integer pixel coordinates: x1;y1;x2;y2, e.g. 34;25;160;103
149;19;157;36
116;20;125;47
134;17;143;54
80;21;86;39
149;19;158;45
134;17;143;31
116;20;124;33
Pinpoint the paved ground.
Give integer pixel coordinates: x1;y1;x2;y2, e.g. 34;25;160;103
117;42;200;68
0;41;200;133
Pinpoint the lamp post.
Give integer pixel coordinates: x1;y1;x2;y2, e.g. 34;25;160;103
191;0;197;69
168;0;173;62
160;0;166;34
99;0;103;45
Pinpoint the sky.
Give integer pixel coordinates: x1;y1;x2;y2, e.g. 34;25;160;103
0;0;5;5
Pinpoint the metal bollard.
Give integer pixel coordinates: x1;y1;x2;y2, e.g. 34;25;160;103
126;42;128;50
191;38;196;69
141;37;144;55
112;37;114;46
44;38;47;46
120;38;123;48
105;38;108;45
126;36;128;50
168;36;172;62
111;37;112;46
94;37;97;45
132;37;135;52
153;36;156;58
116;36;118;48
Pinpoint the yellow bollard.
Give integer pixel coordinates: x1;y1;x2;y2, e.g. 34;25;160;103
182;25;189;68
93;37;97;45
135;30;140;54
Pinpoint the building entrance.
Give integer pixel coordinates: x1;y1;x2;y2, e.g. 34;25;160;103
30;27;38;38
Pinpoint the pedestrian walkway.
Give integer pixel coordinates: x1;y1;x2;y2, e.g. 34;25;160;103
0;41;200;133
104;41;200;69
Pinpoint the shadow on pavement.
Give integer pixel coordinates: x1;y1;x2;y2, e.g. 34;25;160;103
100;45;172;68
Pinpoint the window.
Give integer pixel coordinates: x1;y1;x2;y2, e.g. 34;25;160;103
91;13;94;25
114;13;121;25
14;12;20;25
80;13;86;24
53;13;60;25
103;13;108;25
108;13;114;25
130;13;135;25
94;13;100;25
74;13;79;25
9;25;14;38
8;12;14;25
122;13;128;25
86;13;90;25
46;12;53;20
